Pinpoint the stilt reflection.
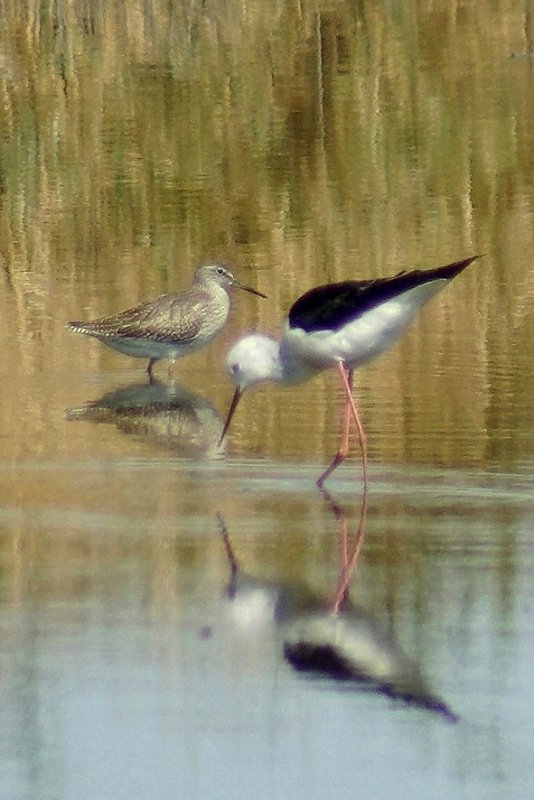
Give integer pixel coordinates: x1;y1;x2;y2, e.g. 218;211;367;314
217;501;457;722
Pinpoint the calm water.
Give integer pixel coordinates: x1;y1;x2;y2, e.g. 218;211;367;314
1;2;534;799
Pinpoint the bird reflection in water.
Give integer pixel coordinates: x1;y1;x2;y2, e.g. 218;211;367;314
66;380;223;458
216;496;457;722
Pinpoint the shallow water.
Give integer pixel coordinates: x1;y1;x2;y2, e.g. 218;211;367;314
1;459;533;800
1;2;534;799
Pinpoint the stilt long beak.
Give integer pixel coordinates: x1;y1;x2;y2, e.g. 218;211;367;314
219;387;243;446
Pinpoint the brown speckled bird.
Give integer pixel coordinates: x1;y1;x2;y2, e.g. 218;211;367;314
67;261;266;378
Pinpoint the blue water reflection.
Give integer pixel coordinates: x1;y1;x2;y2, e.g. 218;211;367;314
1;461;532;800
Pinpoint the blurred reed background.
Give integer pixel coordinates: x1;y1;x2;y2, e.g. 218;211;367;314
0;0;532;469
0;6;532;751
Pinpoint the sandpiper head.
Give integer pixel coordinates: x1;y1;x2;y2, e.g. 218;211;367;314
195;262;266;298
219;335;281;445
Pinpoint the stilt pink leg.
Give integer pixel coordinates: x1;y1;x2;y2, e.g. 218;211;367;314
316;364;368;491
331;488;368;613
339;364;368;491
319;487;350;579
320;486;368;614
316;367;352;488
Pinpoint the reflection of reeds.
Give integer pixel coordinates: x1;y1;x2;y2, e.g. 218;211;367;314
0;1;532;465
2;2;533;273
0;7;529;708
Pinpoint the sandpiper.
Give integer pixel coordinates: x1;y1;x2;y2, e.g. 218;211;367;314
219;256;479;488
67;261;266;378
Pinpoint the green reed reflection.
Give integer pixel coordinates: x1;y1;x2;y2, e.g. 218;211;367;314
0;0;532;469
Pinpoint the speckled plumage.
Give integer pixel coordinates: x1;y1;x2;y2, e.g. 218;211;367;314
67;262;265;377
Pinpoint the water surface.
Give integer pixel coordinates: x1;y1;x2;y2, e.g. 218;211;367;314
0;2;533;799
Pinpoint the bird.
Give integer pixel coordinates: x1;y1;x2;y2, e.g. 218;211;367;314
219;256;479;488
67;261;266;378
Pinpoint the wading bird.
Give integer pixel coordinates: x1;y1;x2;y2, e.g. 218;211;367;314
67;262;266;379
219;256;479;488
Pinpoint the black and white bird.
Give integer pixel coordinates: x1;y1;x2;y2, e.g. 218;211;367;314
219;256;479;488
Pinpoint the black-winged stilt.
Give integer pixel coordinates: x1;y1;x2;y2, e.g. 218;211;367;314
220;256;479;487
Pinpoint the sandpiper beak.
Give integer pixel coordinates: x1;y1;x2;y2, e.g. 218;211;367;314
232;278;267;299
219;387;243;446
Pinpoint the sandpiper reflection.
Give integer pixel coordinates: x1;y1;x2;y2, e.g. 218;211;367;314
217;502;457;722
66;380;223;457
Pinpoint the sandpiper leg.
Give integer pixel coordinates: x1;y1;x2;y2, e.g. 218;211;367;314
316;364;368;490
147;358;156;380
